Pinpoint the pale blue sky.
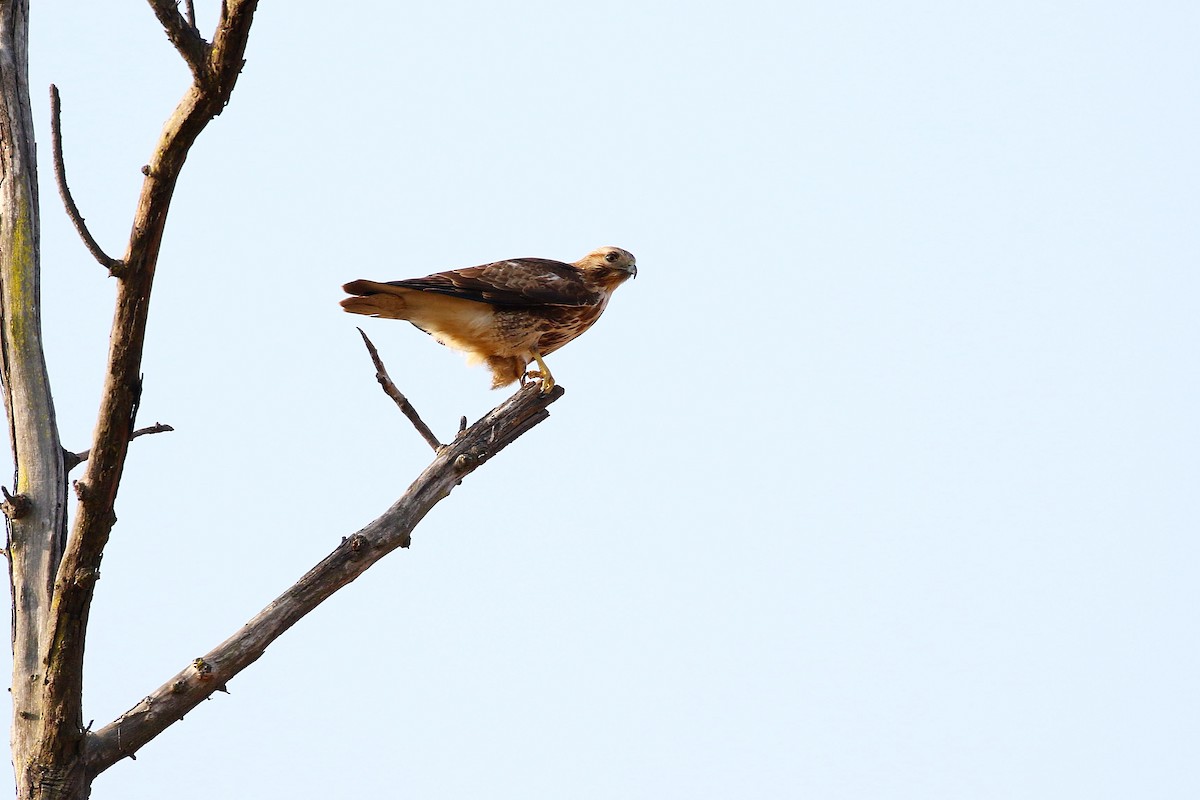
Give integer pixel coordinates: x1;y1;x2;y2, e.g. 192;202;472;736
6;1;1199;797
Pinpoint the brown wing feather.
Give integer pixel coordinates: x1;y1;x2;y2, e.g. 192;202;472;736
382;258;601;308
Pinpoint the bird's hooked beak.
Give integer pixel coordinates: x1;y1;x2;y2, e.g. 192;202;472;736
628;263;638;279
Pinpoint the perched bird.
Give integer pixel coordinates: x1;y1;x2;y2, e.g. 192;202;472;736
340;246;637;391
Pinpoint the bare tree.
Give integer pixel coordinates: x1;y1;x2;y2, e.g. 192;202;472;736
2;4;562;798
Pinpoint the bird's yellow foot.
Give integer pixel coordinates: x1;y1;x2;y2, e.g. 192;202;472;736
531;352;555;394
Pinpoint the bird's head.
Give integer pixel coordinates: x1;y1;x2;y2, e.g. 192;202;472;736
575;246;637;290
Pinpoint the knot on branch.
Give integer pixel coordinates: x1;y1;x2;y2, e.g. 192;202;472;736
1;486;31;519
192;658;214;680
72;567;99;587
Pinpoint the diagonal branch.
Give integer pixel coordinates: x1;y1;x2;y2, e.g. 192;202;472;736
146;0;209;80
49;85;123;273
209;0;258;100
357;328;443;452
83;380;564;773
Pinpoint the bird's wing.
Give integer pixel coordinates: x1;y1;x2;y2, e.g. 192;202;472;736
384;258;601;308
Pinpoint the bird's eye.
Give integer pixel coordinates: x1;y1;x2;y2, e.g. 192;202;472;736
605;251;620;263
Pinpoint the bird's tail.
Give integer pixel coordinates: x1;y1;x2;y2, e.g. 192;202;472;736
340;280;411;319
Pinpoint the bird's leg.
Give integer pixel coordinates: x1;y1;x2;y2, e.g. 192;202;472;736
530;351;555;393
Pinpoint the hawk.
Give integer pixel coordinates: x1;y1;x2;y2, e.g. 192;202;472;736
340;246;637;391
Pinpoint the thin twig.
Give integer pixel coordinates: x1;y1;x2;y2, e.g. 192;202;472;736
356;328;443;452
66;423;174;471
183;0;197;30
49;85;123;274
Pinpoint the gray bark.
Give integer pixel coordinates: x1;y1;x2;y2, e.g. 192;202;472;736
0;1;80;797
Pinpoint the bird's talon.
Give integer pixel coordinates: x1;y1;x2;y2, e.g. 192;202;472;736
530;352;555;395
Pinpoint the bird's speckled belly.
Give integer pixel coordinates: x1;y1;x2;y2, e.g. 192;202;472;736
535;305;605;356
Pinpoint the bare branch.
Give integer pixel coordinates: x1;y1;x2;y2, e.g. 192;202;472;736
210;0;258;96
84;381;565;773
183;0;197;30
146;0;209;80
37;2;261;778
356;328;443;452
49;85;124;274
65;422;174;472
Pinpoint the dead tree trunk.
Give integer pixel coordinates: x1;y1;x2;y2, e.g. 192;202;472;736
0;2;83;798
1;0;80;795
